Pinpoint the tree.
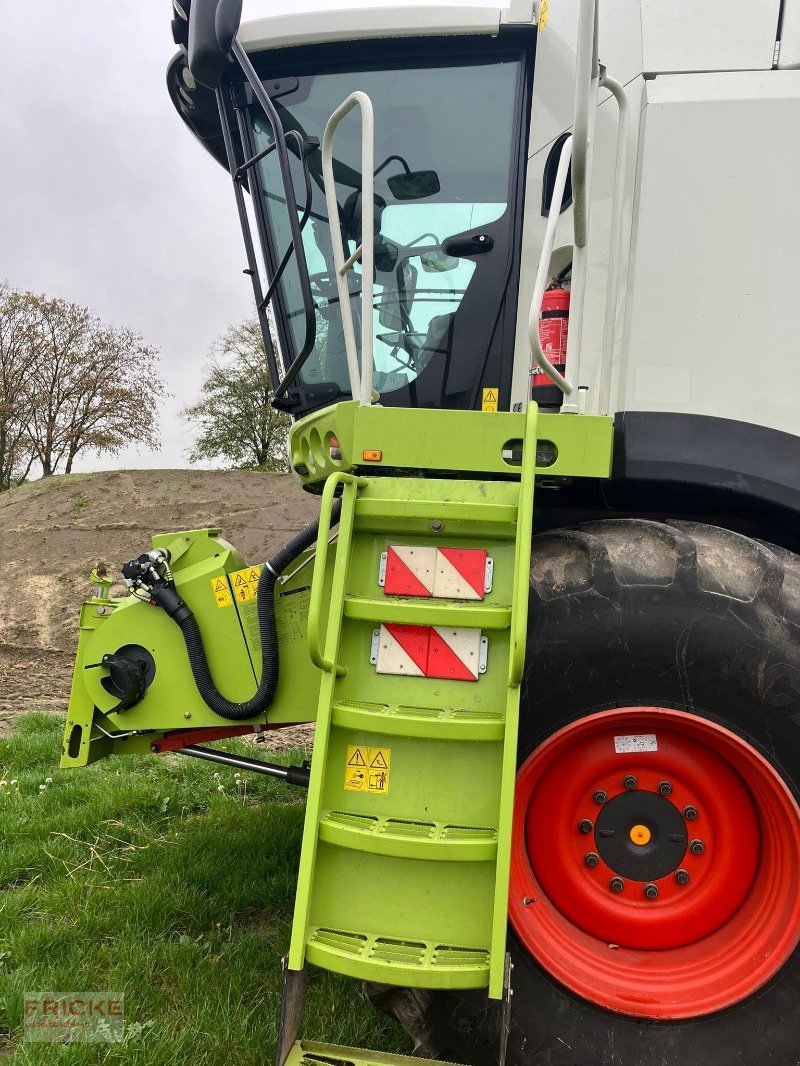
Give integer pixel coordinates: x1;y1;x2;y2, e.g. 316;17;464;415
181;318;291;472
20;292;164;476
0;284;37;490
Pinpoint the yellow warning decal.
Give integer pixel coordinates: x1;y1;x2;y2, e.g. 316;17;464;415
539;0;549;30
482;387;498;412
210;576;233;608
229;565;262;604
344;745;391;794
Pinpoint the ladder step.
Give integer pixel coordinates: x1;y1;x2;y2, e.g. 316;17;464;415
305;927;490;989
355;497;517;530
284;1039;464;1066
332;700;505;740
319;811;498;861
345;596;511;630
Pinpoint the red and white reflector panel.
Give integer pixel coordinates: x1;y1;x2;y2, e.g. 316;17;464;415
382;546;437;597
372;623;486;681
381;546;490;600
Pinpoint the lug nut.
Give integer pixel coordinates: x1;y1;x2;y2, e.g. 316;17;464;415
643;883;659;900
683;805;698;821
578;819;593;834
584;852;600;868
675;869;690;886
689;838;705;855
609;877;624;893
623;775;638;791
593;789;608;805
658;780;673;796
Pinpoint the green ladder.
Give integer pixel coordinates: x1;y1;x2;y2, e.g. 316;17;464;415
279;405;537;1063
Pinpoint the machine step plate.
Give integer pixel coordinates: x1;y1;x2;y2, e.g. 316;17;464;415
284;1039;463;1066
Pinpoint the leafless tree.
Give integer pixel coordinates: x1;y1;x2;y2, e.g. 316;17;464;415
0;283;37;490
20;292;165;476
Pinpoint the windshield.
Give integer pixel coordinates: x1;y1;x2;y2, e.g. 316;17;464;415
246;41;528;413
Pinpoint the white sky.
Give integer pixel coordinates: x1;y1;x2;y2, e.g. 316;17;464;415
1;0;486;472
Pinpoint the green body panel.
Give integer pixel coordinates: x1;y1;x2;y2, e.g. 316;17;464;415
284;1040;462;1066
289;400;613;489
62;403;612;768
61;529;328;767
288;404;539;999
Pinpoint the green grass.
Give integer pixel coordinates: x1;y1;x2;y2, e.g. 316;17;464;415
0;714;410;1064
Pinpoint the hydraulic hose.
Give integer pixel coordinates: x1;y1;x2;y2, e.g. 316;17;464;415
152;500;342;720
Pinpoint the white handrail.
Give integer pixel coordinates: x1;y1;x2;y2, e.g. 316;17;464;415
597;67;631;416
321;91;375;407
528;136;575;395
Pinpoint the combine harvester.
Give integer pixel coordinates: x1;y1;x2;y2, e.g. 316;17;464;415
61;0;800;1061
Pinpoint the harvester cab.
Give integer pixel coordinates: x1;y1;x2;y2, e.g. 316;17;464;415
60;1;800;1064
165;0;609;424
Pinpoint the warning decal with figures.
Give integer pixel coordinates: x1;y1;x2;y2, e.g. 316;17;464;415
210;576;233;608
344;745;392;794
229;565;262;603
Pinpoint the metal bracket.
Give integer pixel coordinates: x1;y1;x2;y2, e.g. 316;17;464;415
378;551;387;587
484;556;494;594
370;629;381;666
479;635;489;674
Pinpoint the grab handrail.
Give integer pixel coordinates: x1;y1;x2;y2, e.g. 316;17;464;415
321;92;376;407
307;472;365;674
529;0;631;416
528;136;575;395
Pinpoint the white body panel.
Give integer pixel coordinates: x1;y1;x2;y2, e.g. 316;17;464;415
640;0;781;74
239;2;535;52
511;0;800;442
620;71;800;434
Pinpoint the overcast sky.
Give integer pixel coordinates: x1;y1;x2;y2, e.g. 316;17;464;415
1;0;487;472
0;1;353;471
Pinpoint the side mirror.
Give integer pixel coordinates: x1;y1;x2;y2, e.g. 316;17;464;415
184;0;243;89
387;170;441;201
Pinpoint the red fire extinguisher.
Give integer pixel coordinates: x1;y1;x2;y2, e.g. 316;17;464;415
533;283;570;406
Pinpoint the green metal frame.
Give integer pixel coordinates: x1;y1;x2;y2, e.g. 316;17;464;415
61;403;613;769
288;401;613;489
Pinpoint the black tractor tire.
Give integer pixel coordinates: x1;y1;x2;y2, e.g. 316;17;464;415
368;519;800;1066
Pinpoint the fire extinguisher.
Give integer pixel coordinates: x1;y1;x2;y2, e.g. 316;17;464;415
533;276;570;410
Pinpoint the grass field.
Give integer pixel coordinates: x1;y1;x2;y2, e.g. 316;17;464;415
0;714;409;1064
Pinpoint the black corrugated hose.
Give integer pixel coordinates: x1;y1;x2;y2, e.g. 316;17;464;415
151;500;342;720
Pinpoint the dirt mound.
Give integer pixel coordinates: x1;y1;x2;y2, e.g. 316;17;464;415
0;469;318;731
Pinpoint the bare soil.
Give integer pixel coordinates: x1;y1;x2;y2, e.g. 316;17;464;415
0;469;318;744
